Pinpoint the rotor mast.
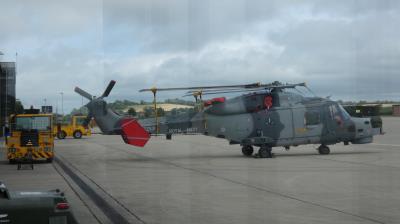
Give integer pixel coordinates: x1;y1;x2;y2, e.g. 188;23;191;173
150;87;159;135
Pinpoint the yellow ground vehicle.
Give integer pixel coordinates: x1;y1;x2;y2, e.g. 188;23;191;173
6;113;54;163
55;115;91;139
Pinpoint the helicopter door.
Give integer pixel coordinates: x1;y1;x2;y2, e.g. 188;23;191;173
292;107;323;143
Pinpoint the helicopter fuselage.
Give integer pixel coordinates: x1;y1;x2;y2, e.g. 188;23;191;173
77;81;378;158
136;90;374;149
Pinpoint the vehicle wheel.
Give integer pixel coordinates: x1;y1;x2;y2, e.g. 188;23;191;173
57;131;67;139
9;159;16;164
241;145;254;156
318;145;330;155
46;158;53;163
166;133;172;140
73;130;82;139
258;146;272;158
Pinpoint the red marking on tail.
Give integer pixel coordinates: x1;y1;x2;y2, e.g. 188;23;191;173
204;97;226;107
120;118;150;147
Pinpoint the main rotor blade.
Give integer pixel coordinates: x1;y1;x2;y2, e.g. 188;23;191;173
183;88;263;97
139;82;261;92
258;82;306;89
74;87;93;101
185;87;253;94
181;82;307;97
101;80;116;98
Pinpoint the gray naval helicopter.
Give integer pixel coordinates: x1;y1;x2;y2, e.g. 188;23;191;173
75;80;381;158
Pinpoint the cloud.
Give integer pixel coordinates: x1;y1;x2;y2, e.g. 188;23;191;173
1;0;400;111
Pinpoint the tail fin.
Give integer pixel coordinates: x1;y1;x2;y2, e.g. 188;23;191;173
120;118;150;147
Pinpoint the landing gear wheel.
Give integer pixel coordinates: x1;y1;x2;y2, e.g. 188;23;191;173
73;130;82;139
57;131;66;139
318;145;330;155
258;146;273;158
242;145;254;156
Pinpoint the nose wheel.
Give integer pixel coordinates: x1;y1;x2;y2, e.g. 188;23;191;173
318;145;330;155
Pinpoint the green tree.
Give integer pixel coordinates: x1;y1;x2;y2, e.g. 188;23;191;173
15;100;24;114
157;107;165;116
127;108;137;116
143;106;153;118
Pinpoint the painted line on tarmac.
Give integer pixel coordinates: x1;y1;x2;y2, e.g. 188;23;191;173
371;143;400;147
57;156;146;224
53;161;102;224
54;157;144;224
103;143;385;224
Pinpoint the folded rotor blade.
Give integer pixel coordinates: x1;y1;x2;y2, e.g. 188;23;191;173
259;82;306;89
139;82;261;92
183;88;261;97
185;87;261;94
182;82;307;97
75;87;93;101
101;80;116;98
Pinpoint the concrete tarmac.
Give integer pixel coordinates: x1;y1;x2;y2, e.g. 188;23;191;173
2;117;400;223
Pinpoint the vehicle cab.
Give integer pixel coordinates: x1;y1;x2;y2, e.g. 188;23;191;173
55;115;91;139
6;113;54;163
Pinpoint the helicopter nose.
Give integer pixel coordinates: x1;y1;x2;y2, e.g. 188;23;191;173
351;117;373;144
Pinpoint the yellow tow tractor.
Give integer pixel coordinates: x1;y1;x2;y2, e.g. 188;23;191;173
55;115;91;139
6;113;54;163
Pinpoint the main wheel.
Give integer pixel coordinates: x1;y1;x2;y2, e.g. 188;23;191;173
258;146;272;158
241;145;254;156
57;131;67;139
318;145;330;155
73;130;82;139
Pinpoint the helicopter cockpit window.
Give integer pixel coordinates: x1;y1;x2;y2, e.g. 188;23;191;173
329;105;339;119
329;104;350;127
338;105;351;120
305;111;320;126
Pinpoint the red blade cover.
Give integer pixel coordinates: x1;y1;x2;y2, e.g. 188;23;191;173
120;118;150;147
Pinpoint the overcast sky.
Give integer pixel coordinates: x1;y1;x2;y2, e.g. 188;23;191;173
1;0;399;112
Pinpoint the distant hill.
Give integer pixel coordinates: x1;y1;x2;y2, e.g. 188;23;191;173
123;103;193;113
70;98;195;115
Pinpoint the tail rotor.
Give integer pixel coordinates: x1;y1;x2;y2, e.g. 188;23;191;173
100;80;116;99
74;87;93;101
